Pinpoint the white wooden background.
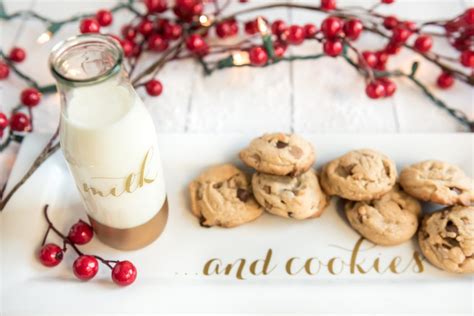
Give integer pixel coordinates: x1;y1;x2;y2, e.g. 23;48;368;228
0;0;473;186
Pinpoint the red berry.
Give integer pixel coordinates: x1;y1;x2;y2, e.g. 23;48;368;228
39;243;63;267
68;220;93;245
360;51;377;68
163;23;182;40
144;0;168;13
120;39;135;57
460;50;474;68
321;16;343;38
273;41;287;57
436;72;454;89
96;9;113;27
0;113;8;130
451;35;471;52
244;20;259;35
137;18;154;36
383;16;399;30
121;25;137;40
323;39;343;57
146;79;163;96
216;20;235;38
343;19;363;41
286;25;305;45
148;34;169;52
185;34;208;54
379;78;396;97
414;35;433;53
155;19;170;33
10;112;31;132
9;47;26;63
385;41;402;55
249;46;268;66
391;27;411;43
0;62;9;79
381;0;395;4
401;21;417;32
228;19;239;36
20;88;41;107
73;255;99;281
365;81;386;99
112;261;137;286
321;0;336;10
271;20;287;36
463;8;474;25
173;0;202;22
80;18;100;34
444;18;462;33
303;23;317;38
375;51;389;70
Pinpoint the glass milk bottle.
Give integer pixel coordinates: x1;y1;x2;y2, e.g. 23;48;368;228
49;34;168;250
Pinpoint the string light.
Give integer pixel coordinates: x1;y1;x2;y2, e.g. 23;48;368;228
36;23;62;44
37;31;52;44
231;51;250;66
257;16;270;35
198;14;214;27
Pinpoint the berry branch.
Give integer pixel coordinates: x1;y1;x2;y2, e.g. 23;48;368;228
0;0;473;211
39;204;137;285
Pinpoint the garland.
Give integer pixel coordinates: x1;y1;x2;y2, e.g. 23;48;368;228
0;0;473;210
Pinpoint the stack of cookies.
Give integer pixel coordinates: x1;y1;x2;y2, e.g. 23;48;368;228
188;132;474;274
320;150;474;274
240;133;328;220
188;133;328;228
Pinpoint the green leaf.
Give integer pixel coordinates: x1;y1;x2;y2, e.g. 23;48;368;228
217;56;234;69
262;34;275;59
410;61;419;76
0;0;6;19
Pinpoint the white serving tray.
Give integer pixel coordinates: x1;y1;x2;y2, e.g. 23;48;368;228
1;133;473;315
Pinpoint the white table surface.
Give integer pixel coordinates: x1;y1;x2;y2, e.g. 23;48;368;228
0;0;473;184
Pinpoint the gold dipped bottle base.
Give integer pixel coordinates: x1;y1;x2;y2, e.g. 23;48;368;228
88;199;169;251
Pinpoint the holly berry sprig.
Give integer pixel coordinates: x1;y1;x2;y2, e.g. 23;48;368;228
39;205;137;286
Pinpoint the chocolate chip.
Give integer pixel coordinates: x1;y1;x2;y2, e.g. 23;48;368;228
199;217;211;228
276;141;288;148
446;221;459;234
264;200;273;209
263;185;271;194
237;188;250;202
445;237;460;248
450;187;462;195
288;211;294;218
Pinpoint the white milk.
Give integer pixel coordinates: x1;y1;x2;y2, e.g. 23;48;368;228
60;78;166;229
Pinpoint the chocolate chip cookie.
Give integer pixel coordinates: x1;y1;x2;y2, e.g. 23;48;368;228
345;185;422;246
418;205;474;274
189;164;263;228
399;160;474;206
320;149;397;201
239;133;315;176
252;170;328;220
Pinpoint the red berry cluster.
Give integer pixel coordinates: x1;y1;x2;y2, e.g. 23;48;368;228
215;18;239;38
79;9;113;34
38;206;137;286
0;86;41;138
1;113;31;139
0;47;27;82
365;78;397;99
